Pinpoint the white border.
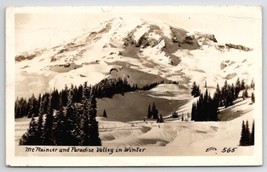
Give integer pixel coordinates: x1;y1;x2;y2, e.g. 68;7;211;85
5;6;263;166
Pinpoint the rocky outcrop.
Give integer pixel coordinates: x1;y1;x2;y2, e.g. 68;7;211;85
15;49;46;62
225;43;252;51
194;32;217;46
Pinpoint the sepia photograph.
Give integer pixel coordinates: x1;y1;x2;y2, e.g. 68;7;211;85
6;6;262;166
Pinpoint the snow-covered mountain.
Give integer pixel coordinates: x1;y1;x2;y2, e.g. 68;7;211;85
15;17;255;98
14;17;258;152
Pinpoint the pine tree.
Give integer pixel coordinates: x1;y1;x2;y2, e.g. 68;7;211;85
172;111;178;118
244;120;250;145
191;81;200;97
64;89;78;145
19;115;39;145
80;82;101;146
147;104;152;119
27;94;38;118
204;80;207;88
41;95;54;145
31;96;46;145
203;89;209;120
51;89;60;110
231;84;235;100
251;79;255;90
36;112;44;145
61;85;69;106
213;84;221;107
157;113;164;123
250;120;255;145
242;89;248;100
80;82;90;145
241;79;246;90
251;92;255;103
235;78;241;99
191;103;197;121
15;97;28;118
103;109;107;118
88;95;101;146
77;84;83;102
36;94;42;117
240;120;255;146
42;93;50;115
152;102;159;119
240;120;246;146
53;99;67;145
191;89;218;122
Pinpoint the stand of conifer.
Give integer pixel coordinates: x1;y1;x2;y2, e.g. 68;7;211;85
19;82;101;146
147;102;159;119
239;120;254;146
191;79;250;122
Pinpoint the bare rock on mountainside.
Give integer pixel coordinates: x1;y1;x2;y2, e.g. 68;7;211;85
225;43;253;51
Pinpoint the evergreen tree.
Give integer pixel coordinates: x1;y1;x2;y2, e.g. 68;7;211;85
191;103;197;121
51;89;60;110
64;89;79;145
77;85;83;102
242;120;250;146
231;84;235;100
172;111;178;118
103;109;107;118
245;120;250;144
36;94;42;117
240;120;254;146
191;89;218;122
213;84;221;107
27;94;38;118
151;102;159;119
191;81;200;97
147;104;152;119
251;79;255;90
53;99;67;145
88;95;101;146
42;93;50;115
241;79;246;90
157;113;164;123
80;82;101;146
204;80;207;88
240;120;247;146
251;92;255;103
80;82;91;145
15;97;28;118
36;112;44;145
19;115;38;145
61;85;69;106
242;89;248;100
250;120;255;145
41;95;54;145
235;78;241;99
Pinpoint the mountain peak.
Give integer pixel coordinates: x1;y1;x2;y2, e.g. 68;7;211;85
15;16;254;97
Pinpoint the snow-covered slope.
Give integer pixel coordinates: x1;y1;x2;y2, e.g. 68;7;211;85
15;96;254;155
15;17;255;98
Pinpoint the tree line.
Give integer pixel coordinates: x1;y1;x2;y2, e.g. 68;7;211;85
15;77;163;118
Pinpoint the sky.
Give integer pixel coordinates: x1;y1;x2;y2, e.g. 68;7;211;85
15;6;262;54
